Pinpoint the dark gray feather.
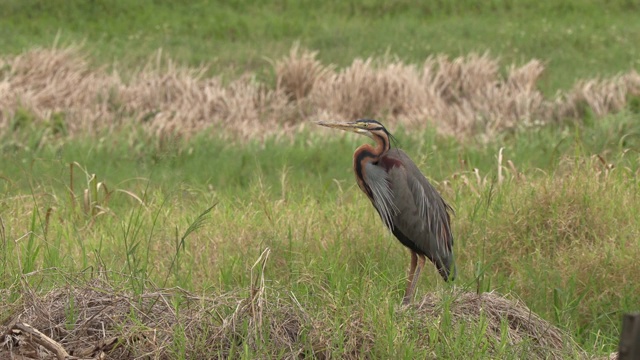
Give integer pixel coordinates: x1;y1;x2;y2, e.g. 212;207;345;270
363;162;398;230
383;149;455;279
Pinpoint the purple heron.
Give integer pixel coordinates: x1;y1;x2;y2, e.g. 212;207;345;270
317;119;455;304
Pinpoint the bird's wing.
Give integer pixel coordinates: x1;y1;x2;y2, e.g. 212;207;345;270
384;149;454;257
363;162;398;230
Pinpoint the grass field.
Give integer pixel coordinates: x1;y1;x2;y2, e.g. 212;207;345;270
2;1;640;359
2;0;640;91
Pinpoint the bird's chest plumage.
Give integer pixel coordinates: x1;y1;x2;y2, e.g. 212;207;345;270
353;153;403;203
354;167;375;201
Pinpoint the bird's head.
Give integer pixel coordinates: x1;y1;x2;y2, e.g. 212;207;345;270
316;119;391;141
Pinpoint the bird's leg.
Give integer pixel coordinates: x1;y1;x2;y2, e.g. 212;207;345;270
404;254;427;305
402;252;418;305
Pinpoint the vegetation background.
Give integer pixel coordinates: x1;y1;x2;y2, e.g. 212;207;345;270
1;0;640;358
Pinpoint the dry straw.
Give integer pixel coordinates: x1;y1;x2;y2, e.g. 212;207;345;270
1;279;588;359
1;45;639;141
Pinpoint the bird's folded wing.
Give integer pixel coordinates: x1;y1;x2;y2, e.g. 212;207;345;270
386;156;453;256
363;162;398;230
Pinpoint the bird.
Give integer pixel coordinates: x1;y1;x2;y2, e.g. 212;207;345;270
317;119;455;304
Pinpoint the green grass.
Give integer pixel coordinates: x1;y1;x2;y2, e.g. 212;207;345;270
2;0;639;91
2;111;640;357
2;1;640;357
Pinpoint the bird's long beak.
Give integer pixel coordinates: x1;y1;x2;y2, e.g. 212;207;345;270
315;121;361;133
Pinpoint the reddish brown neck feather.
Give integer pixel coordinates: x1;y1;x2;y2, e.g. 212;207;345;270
352;132;391;199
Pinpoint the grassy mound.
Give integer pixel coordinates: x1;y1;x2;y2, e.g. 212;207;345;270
1;276;585;359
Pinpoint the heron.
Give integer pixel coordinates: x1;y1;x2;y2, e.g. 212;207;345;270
317;119;455;304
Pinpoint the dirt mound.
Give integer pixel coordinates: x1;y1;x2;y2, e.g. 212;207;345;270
1;279;587;359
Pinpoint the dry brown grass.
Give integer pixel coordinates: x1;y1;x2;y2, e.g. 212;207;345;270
1;279;585;360
557;73;640;120
275;43;333;102
1;45;639;141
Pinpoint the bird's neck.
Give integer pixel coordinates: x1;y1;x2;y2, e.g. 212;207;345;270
365;134;390;158
354;134;389;164
352;135;389;200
